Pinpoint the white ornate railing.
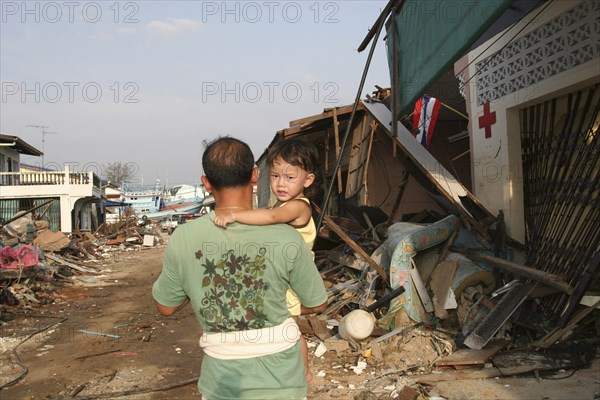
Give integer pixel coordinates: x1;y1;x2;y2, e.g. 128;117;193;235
0;170;101;189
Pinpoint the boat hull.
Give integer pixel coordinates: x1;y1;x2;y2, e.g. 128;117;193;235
139;202;202;221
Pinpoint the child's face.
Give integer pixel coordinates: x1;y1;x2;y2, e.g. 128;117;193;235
269;157;315;202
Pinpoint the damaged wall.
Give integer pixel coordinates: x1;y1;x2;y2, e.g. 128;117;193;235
366;132;444;218
454;0;600;242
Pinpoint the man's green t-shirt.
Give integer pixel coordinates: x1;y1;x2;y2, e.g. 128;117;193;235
152;212;327;399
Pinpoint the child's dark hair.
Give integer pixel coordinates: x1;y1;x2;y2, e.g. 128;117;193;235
267;138;320;200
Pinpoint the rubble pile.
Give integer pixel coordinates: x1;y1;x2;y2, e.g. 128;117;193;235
297;209;599;398
1;199;597;397
0;209;163;314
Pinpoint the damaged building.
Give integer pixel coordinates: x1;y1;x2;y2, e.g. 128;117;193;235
256;0;599;377
0;0;598;396
0;134;104;233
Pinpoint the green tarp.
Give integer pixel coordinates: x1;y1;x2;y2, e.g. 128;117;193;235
386;0;514;113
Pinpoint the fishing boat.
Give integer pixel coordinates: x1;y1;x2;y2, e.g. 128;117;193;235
159;184;205;212
138;195;214;222
163;184;206;205
121;180;162;216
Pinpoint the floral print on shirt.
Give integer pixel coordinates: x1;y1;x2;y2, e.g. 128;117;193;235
199;247;270;332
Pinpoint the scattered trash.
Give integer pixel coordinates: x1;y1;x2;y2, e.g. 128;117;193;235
78;330;122;339
2;101;597;397
143;234;157;247
314;342;327;357
349;360;368;375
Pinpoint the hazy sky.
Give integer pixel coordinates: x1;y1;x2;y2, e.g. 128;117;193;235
1;0;390;186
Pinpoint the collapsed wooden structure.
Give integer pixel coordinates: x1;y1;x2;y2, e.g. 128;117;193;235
255;88;599;356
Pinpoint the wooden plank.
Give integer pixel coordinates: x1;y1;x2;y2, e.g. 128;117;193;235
45;253;100;274
288;103;359;128
361;119;377;204
33;229;70;252
324;129;330;173
324;215;388;282
416;369;503;383
492;351;556;375
333;107;343;194
531;298;600;349
435;340;509;367
349;116;369;196
416;362;549;383
282;122;333;138
345;114;367;199
452;247;574;295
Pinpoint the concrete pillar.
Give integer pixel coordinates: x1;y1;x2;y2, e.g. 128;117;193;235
60;194;72;233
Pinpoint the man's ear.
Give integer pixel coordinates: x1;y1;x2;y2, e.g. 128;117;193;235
250;167;259;184
201;176;213;193
303;173;315;188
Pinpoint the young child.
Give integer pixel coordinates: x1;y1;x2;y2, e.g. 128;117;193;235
213;138;320;383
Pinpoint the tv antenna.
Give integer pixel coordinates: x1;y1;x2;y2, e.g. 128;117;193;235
26;124;59;167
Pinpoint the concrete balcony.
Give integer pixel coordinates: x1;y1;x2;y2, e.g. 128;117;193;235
0;166;103;199
0;165;103;233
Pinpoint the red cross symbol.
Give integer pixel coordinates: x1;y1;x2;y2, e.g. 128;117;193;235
478;102;496;139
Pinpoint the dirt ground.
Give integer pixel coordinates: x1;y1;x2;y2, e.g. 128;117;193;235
1;237;599;400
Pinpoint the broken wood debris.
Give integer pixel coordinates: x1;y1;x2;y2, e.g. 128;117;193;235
0;206;165;310
2;138;597;396
301;202;598;393
323;215;388;282
451;247;574;295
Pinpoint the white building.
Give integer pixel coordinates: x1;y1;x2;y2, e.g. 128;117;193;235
455;0;599;244
449;0;598;324
0;134;104;233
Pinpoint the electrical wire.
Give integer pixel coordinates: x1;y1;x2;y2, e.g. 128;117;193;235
50;377;199;400
1;312;199;398
0;312;68;390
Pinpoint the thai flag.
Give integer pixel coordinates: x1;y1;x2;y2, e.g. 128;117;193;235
412;95;441;149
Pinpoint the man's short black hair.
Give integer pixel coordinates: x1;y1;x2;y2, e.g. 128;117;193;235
202;136;255;189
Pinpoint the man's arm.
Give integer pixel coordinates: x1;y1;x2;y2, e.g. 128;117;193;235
154;297;189;316
152;231;190;315
301;302;327;315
